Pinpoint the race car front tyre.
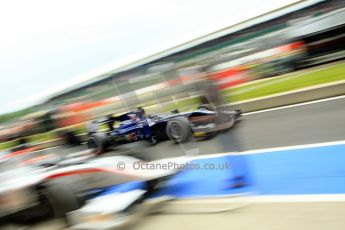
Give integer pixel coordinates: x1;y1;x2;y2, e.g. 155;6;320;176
166;117;192;143
87;132;109;155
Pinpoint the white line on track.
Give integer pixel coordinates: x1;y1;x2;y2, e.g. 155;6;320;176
165;194;345;205
250;194;345;203
164;194;345;206
242;94;345;116
190;139;345;160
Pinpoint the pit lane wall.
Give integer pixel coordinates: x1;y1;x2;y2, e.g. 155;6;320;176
230;81;345;112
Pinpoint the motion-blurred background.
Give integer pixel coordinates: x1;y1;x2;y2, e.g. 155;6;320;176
1;0;345;229
1;0;344;148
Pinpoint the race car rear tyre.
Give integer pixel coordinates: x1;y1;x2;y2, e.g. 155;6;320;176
166;117;192;143
197;104;214;111
87;132;109;155
40;181;84;224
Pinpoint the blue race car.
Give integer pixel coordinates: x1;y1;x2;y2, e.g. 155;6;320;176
87;105;241;154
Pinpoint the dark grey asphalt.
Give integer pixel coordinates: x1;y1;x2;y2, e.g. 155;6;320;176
105;96;345;160
233;96;345;150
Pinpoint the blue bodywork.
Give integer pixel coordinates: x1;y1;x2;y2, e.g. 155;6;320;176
108;112;155;144
101;107;240;146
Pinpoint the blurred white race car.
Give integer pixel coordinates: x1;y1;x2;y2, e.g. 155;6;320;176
0;154;185;226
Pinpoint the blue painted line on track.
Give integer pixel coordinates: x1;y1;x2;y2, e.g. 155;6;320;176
249;144;345;195
101;143;345;198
